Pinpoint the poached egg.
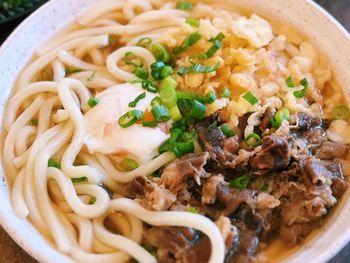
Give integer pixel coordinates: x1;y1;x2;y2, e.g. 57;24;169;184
84;83;169;163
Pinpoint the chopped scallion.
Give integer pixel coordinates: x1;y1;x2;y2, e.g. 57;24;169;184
221;86;231;98
200;92;217;104
274;108;290;126
88;96;99;108
185;18;200;27
246;133;262;147
160;76;177;90
88;196;97;205
151;44;171;63
86;71;96;81
151;61;166;80
160;65;173;79
294;77;308;98
176;1;193;10
177;63;219;75
151;96;162;107
169;105;183;121
65;68;82;75
48;158;61;169
188;206;199;214
285;76;295;88
160;86;177;108
71;176;88;184
137;37;152;47
243;91;259;105
108;35;118;45
134;67;149;80
152;105;171;122
220;124;235;138
128;92;146;107
141;80;158;93
124;52;143;68
120;158;139;171
31;119;38;126
173;32;201;55
177;98;206;120
118;110;144;128
229;174;250;189
142;120;158;127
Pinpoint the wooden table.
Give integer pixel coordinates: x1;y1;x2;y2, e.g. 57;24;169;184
1;1;350;262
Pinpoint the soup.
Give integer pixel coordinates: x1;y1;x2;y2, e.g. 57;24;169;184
2;0;350;262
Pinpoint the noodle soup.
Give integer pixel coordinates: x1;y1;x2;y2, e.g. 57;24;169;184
2;0;350;262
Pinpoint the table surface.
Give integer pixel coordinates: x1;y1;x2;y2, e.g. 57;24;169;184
1;1;350;262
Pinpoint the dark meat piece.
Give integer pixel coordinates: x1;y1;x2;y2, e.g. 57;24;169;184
303;128;326;152
195;115;240;169
297;112;322;130
250;134;291;175
316;141;348;160
260;107;276;132
303;157;332;185
126;176;176;211
324;161;349;198
160;152;209;193
144;227;211;263
279;223;317;244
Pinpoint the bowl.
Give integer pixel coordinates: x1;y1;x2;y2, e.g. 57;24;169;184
0;0;350;262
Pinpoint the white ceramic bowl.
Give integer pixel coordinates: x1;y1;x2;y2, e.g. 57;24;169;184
1;0;350;262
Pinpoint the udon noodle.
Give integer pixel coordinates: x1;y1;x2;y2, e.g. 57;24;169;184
2;0;350;262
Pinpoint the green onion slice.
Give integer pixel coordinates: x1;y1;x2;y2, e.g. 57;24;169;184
199;92;217;104
88;196;97;205
48;158;61;169
142;120;158;127
137;37;152;47
121;158;139;171
173;32;201;55
151;96;162;107
331;105;350;120
220;124;235;138
243;91;259;105
221;87;231;98
141;80;158;93
169;105;182;121
285;76;295;88
185;18;200;27
160;76;177;90
151;61;166;80
160;86;177;108
151;44;171;63
71;176;88;184
246;133;262;147
177;63;219;75
31;119;38;126
65;68;82;75
86;71;96;81
152;105;171;122
108;35;118;45
260;184;269;192
118;110;144;128
293;77;308;98
176;1;193;10
134;67;149;80
88;96;99;108
124;52;143;68
229;174;250;189
275;108;290;126
129;92;146;107
177;98;206;120
188;206;199;214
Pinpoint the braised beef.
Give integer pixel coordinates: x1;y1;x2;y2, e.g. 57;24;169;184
250;134;291;174
134;113;348;263
317;141;348;160
195;115;240;169
297;113;322;130
260;107;276;132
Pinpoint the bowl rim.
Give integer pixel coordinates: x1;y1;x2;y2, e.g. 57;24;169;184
0;0;350;262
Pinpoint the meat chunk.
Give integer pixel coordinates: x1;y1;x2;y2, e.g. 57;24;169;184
280;223;316;245
126;176;176;211
324;161;348;198
260;107;276;132
160;152;209;192
215;216;239;254
195;115;240;169
202;175;225;204
250;134;291;174
316;141;348;160
303;157;332;185
296;113;322;130
144;227;211;263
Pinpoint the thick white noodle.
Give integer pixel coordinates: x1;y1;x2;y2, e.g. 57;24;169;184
109;198;226;263
106;46;156;81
